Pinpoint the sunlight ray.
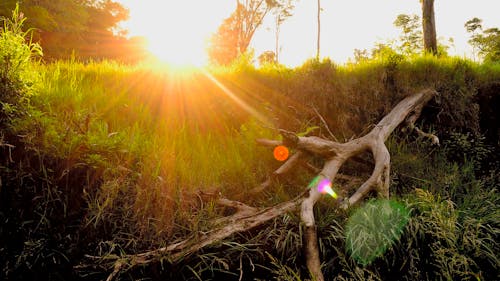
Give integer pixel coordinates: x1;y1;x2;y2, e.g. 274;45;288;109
202;70;271;126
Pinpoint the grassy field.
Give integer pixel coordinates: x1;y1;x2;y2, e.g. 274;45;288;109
1;20;499;280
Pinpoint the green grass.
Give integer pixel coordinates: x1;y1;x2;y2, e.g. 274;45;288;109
1;53;499;280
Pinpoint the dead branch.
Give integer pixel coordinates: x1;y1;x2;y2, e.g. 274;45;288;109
313;106;339;141
82;89;437;281
295;88;437;280
91;193;306;281
250;150;304;194
403;97;440;145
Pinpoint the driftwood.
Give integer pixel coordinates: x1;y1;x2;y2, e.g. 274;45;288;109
82;88;438;281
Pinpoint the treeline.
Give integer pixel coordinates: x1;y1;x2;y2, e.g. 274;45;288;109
0;0;148;61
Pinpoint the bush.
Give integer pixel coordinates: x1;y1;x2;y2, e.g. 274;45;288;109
0;4;42;120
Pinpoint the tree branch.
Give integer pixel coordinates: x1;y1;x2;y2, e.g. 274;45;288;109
81;89;438;281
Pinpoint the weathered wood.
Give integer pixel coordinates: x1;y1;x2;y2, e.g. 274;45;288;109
295;88;437;279
94;193;306;281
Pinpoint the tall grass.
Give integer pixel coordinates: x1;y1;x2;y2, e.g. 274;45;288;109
12;61;282;242
1;45;499;279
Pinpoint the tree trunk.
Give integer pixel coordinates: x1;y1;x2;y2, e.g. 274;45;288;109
421;0;437;54
275;14;281;63
316;0;321;59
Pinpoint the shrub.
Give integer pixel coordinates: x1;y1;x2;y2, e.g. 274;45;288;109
0;4;42;120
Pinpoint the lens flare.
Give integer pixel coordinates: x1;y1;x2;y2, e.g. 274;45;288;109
308;175;321;189
308;176;338;198
273;145;289;161
345;199;410;266
317;179;338;198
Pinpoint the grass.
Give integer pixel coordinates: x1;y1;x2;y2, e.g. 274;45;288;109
1;50;499;280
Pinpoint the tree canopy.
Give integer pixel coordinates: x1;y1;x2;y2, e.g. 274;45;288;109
208;0;288;65
465;18;500;62
394;14;423;55
0;0;146;61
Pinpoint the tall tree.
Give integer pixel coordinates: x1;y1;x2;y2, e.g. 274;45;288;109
272;0;295;63
394;14;423;55
81;0;129;59
465;18;500;62
316;0;321;59
235;0;279;54
208;0;282;65
208;11;241;65
421;0;437;54
465;17;483;60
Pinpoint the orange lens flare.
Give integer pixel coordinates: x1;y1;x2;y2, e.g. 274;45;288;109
273;145;289;161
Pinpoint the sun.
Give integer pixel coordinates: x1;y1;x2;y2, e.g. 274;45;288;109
119;0;235;67
145;31;207;67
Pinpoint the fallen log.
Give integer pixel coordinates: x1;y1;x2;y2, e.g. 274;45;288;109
81;88;438;281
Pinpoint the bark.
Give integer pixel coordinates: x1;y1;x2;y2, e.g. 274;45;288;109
81;89;438;281
304;226;323;281
422;0;437;54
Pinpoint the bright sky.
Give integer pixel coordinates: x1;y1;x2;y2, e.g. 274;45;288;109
118;0;500;66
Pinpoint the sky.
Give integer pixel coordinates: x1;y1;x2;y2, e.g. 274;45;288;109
118;0;500;66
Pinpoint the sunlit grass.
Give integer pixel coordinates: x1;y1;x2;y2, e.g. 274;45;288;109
12;60;280;242
345;199;410;266
3;53;499;280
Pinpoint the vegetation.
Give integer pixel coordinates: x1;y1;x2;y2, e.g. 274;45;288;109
0;0;146;61
394;14;423;55
208;0;296;66
465;17;500;62
1;5;499;281
0;4;42;122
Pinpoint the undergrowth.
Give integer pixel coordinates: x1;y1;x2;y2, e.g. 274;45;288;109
0;9;499;280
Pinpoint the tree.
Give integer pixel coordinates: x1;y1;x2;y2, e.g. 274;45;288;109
208;0;282;65
80;0;130;59
208;11;241;65
235;0;280;54
394;14;423;55
272;0;295;63
258;50;277;65
465;18;483;60
316;0;321;59
465;17;482;34
465;18;500;62
421;0;437;54
352;48;369;63
0;0;139;61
